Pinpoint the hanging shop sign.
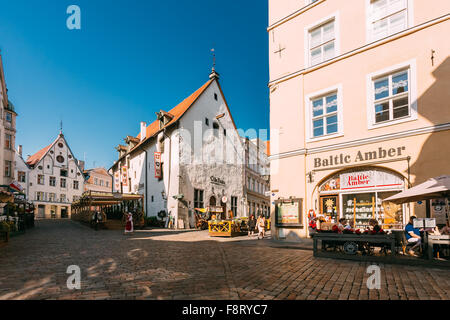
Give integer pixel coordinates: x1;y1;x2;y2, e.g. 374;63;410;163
314;146;407;169
121;166;129;187
431;198;449;225
274;198;303;228
210;176;225;186
114;171;120;191
154;152;162;179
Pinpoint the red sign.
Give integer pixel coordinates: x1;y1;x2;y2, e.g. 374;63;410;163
154;152;162;179
121;166;128;186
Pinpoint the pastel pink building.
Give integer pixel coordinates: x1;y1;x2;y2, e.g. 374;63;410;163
268;0;450;240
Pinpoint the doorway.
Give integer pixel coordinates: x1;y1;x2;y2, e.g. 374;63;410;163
61;207;68;219
209;196;216;207
37;205;45;219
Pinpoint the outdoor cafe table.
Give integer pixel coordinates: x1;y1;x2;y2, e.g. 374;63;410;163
427;235;450;260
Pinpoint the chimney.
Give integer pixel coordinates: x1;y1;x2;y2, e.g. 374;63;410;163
18;145;22;157
140;122;147;141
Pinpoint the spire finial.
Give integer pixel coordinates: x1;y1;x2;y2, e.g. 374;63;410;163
209;48;220;80
60;120;63;134
211;48;216;71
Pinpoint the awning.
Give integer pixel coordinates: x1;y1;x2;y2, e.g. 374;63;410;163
384;175;450;204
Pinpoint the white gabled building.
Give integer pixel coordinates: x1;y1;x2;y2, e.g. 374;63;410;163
19;132;85;219
110;70;248;229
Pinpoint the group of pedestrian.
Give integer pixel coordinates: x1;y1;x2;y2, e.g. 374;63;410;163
247;214;266;240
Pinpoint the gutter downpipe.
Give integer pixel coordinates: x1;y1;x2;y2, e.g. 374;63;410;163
143;149;148;218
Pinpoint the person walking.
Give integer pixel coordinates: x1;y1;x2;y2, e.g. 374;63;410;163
247;214;256;237
124;212;134;235
257;214;266;240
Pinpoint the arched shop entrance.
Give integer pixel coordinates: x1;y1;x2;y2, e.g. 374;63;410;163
316;167;406;230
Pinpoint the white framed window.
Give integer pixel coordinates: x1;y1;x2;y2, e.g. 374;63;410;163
305;13;339;68
366;59;417;129
305;84;344;142
367;0;412;42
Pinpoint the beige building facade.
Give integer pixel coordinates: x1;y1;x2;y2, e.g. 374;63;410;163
0;53;17;187
84;167;113;193
268;0;450;240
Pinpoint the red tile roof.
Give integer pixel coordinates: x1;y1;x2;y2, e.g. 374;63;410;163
26;144;52;167
137;79;213;142
131;78;214;152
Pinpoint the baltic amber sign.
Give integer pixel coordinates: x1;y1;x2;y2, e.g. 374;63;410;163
314;146;406;168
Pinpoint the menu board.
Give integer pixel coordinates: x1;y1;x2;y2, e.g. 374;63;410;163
275;199;303;227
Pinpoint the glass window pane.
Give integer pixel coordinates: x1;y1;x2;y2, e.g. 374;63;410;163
310;47;322;65
372;18;388;40
393;96;409;118
371;0;388;17
326;115;338;134
374;78;389;100
313;119;324;137
312;98;323;117
392;71;408;95
326;94;338;113
322;21;335;42
310;28;322;48
323;41;335;61
375;101;390;123
389;11;406;35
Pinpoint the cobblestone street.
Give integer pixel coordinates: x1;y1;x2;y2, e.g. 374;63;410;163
0;220;449;300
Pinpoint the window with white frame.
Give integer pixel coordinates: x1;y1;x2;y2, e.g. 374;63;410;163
309;19;335;66
372;68;410;124
369;0;408;41
311;92;339;138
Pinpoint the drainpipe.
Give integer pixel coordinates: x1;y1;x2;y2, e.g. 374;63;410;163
162;128;172;226
143;149;148;218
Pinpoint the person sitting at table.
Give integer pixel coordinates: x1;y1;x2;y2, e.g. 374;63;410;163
369;219;383;233
344;220;354;230
438;221;450;235
405;216;422;256
337;218;346;232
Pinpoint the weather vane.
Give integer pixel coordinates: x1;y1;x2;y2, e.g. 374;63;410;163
211;48;216;71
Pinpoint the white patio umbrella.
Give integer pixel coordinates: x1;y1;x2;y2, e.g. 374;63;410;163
384;175;450;224
384;175;450;204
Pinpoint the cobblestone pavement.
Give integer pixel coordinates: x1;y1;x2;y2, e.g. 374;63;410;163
0;220;449;300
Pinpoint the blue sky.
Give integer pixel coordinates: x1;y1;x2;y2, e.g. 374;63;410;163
0;0;269;169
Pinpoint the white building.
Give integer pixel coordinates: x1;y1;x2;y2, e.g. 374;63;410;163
17;132;85;219
110;70;248;229
243;137;270;218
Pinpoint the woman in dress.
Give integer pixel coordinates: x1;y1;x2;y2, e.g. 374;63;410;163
257;214;266;240
124;212;134;235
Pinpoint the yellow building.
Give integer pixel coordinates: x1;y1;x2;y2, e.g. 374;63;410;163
268;0;450;240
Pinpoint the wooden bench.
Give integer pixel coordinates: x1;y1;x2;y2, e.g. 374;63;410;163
313;233;396;261
428;235;450;260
